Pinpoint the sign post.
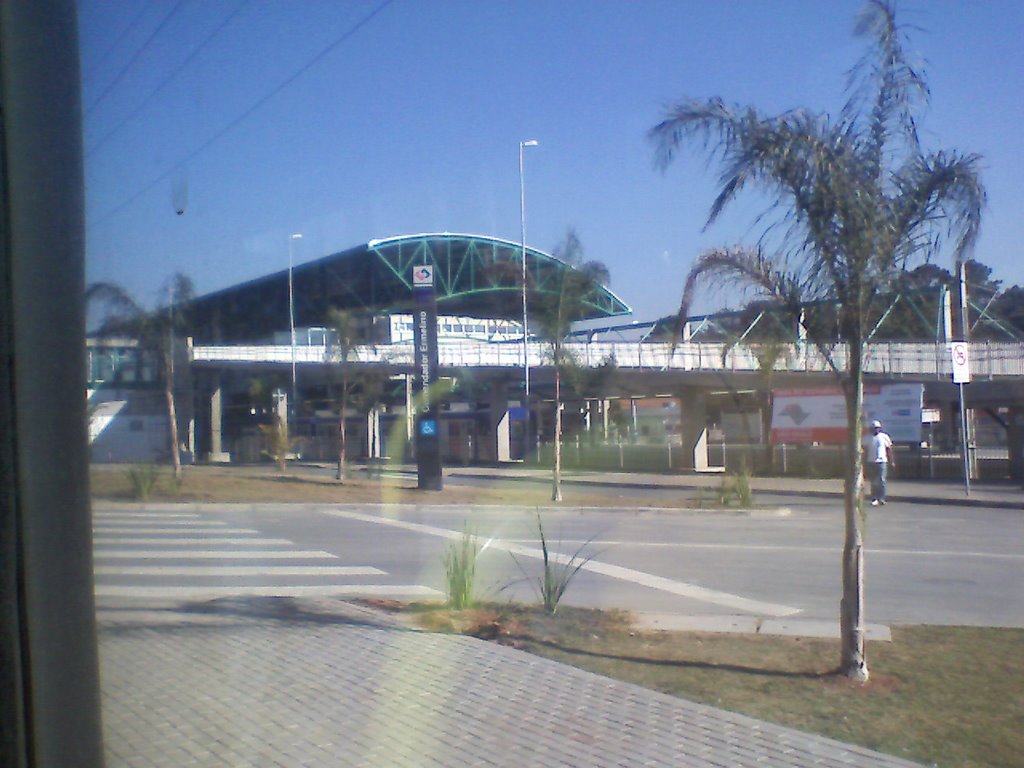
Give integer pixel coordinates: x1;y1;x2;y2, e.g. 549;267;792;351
951;341;971;496
412;265;443;490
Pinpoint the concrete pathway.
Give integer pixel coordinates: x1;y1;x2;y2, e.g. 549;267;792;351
99;597;924;768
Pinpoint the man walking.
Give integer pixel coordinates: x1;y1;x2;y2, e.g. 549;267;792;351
863;420;895;506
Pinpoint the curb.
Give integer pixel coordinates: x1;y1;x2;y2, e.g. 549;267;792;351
447;471;1023;511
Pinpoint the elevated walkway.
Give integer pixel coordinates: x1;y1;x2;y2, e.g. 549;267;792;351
193;340;1024;378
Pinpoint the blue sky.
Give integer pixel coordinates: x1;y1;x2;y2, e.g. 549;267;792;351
79;0;1024;321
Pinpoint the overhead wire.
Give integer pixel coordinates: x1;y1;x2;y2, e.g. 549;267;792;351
84;0;188;119
86;0;252;158
81;3;152;83
89;0;396;230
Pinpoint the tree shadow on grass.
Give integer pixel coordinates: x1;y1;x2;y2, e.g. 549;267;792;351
266;474;343;487
267;473;419;493
100;596;410;634
508;635;836;680
181;595;408;628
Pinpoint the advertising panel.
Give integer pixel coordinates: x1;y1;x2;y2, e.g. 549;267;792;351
770;383;923;444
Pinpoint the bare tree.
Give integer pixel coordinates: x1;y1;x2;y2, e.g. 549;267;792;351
650;0;984;680
87;274;195;480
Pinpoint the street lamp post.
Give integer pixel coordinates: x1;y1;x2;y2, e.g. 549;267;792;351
288;233;302;419
519;139;538;399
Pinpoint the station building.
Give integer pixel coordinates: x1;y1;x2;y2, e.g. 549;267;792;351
88;233;633;467
87;232;1024;480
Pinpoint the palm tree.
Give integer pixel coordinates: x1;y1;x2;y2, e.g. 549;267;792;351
650;0;984;681
326;308;361;481
531;229;610;501
86;274;195;480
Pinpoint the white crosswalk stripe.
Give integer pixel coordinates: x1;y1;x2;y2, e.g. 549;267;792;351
95;549;339;559
94;512;201;519
91;507;441;602
95;566;385;576
96;537;299;545
95;517;213;524
95;527;262;534
95;585;440;599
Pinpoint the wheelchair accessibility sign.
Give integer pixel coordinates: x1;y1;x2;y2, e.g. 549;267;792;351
419;419;437;436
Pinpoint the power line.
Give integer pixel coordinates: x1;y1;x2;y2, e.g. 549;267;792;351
82;4;152;82
90;0;395;230
85;0;188;119
87;0;252;158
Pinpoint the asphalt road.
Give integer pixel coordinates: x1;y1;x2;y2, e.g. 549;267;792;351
93;496;1023;628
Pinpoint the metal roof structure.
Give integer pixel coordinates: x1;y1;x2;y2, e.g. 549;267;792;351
189;233;631;343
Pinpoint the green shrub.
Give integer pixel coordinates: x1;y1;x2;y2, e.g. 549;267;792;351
259;415;297;471
443;526;480;610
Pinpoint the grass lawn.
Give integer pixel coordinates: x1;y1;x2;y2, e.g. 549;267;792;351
388;603;1024;768
90;462;711;508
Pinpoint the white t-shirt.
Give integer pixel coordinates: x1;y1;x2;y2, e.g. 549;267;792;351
864;431;893;464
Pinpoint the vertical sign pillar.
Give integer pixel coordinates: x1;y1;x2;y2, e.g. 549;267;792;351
950;340;971;496
412;265;443;490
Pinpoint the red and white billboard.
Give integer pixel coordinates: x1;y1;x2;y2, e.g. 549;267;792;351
770;383;923;444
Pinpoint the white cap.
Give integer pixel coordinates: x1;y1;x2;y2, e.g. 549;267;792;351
870;420;882;428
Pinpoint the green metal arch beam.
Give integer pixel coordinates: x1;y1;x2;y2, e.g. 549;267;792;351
363;233;630;316
190;233;631;343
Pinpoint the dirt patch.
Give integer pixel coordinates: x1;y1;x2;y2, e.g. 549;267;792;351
820;672;905;694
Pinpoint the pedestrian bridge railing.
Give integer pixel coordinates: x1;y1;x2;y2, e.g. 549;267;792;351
192;340;1024;378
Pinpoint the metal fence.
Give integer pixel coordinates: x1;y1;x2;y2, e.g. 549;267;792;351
526;440;1008;481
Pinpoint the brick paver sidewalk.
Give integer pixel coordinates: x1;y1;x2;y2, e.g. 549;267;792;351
98;598;923;767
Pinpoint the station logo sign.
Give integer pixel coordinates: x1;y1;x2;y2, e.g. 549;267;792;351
412;265;434;288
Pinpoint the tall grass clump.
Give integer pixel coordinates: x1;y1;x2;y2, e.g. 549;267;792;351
734;468;753;506
126;463;160;501
512;512;596;614
443;526;480;610
718;469;754;507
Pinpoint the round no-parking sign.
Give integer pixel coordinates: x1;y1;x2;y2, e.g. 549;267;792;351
950;341;971;384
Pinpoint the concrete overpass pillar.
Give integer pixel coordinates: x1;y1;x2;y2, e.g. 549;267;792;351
482;377;508;464
585;399;601;445
366;406;382;459
676;387;710;471
274;389;287;424
208;383;231;462
1009;405;1024;482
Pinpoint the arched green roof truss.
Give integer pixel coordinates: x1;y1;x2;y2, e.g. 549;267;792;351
365;233;629;316
190;233;631;343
